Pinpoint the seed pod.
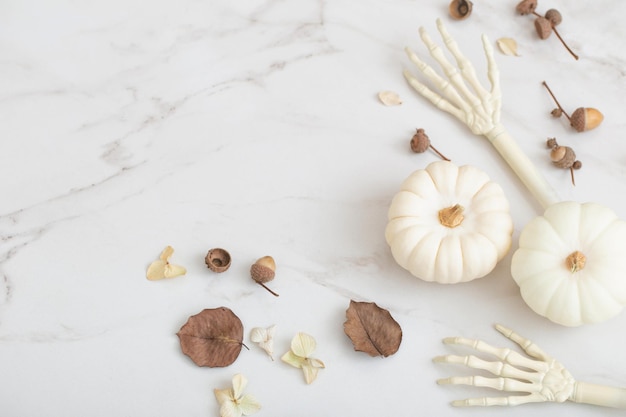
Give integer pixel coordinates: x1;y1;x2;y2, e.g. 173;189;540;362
551;108;563;118
534;16;552;39
545;8;562;26
449;0;473;20
570;107;604;132
516;0;537;15
409;129;450;161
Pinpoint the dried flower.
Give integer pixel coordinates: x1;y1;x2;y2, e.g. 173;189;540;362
281;332;325;384
378;90;402;106
214;374;261;417
146;246;186;280
496;38;520;56
250;325;276;361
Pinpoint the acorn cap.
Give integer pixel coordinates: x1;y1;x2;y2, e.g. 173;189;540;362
545;9;563;26
516;0;537;15
534;16;552;40
250;256;276;284
551;146;576;168
205;248;232;273
571;107;604;132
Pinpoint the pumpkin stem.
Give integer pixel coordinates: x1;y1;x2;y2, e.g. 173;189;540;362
566;250;586;272
439;204;465;228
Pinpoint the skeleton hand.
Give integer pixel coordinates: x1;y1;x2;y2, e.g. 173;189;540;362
403;19;560;209
435;324;626;408
403;18;501;136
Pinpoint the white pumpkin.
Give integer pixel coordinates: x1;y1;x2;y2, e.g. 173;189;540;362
511;201;626;326
386;161;513;283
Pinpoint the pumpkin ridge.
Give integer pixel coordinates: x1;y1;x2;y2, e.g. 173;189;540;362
455;165;489;199
425;160;458;196
583;218;621;252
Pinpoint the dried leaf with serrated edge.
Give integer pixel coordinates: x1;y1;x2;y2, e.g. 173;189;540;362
496;38;520;56
344;300;402;357
378;90;402;106
177;307;244;367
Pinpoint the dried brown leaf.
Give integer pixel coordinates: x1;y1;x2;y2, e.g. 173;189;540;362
344;300;402;357
177;307;244;367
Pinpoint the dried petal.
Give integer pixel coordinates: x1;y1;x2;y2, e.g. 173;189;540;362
344;300;402;357
302;362;323;384
281;333;325;384
146;246;186;280
177;307;244;367
378;90;402;106
214;374;260;417
290;332;316;358
281;350;305;369
496;38;520;56
250;325;275;360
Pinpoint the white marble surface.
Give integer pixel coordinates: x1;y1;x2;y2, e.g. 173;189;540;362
2;0;626;415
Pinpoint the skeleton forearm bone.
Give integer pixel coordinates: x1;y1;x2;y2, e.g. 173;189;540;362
403;19;559;209
435;324;626;408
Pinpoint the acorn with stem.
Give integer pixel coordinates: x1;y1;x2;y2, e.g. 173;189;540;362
515;0;578;60
410;129;450;161
547;138;581;186
542;81;604;132
250;256;279;297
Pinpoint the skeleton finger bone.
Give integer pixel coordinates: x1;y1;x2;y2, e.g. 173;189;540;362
451;393;548;407
438;375;538;394
442;335;549;373
434;354;541;382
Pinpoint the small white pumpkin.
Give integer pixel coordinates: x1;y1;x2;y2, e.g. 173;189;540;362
386;161;513;283
511;201;626;326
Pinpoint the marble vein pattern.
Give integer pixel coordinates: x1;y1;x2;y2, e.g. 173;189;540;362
1;0;626;416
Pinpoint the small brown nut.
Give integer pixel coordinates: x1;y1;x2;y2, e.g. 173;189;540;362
449;0;472;20
410;128;430;153
250;256;276;284
534;16;553;40
545;9;563;26
515;0;537;15
205;248;232;273
546;137;558;149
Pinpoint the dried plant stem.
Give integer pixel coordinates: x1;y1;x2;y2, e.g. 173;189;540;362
552;27;579;60
570;167;576;186
532;11;579;60
258;282;279;297
542;81;571;120
430;144;450;161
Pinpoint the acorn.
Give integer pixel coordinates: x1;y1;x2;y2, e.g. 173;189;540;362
547;138;582;186
570;107;604;132
250;256;279;297
542;81;603;132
